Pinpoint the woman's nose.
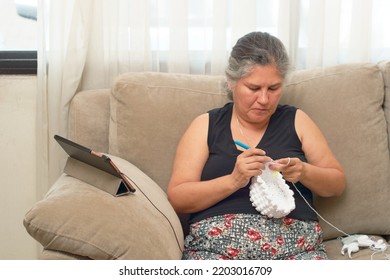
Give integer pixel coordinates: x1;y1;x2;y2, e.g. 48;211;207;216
256;89;269;104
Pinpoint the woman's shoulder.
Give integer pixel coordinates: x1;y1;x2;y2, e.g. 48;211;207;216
208;102;233;115
191;112;209;128
186;103;232;135
207;102;233;124
276;103;298;113
272;104;299;122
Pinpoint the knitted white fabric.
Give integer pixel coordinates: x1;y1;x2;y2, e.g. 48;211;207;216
249;163;295;218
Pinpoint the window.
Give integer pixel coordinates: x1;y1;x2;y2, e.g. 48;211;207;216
0;0;37;74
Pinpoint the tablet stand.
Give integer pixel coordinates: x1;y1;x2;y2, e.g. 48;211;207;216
64;156;131;196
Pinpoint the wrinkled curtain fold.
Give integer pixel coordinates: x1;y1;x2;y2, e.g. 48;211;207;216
36;0;390;197
36;0;94;196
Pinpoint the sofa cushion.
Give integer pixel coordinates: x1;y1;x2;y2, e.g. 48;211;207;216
109;72;229;191
281;63;390;240
23;156;183;260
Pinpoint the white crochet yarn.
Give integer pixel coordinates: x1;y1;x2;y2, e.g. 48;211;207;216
249;163;295;218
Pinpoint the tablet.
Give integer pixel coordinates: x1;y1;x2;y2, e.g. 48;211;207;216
54;134;136;193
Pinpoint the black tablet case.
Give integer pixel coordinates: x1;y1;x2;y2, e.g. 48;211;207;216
54;135;135;196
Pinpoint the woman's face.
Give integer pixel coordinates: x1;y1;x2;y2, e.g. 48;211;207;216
232;64;284;125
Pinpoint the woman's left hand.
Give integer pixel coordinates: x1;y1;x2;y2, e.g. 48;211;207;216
269;157;306;183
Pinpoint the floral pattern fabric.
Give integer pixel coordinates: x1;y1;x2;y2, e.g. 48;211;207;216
182;213;327;260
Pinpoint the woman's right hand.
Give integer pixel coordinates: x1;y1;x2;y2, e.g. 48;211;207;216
231;148;272;189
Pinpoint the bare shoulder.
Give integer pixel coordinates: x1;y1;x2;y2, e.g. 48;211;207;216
175;112;209;160
181;113;209;142
295;109;322;142
169;113;209;185
295;109;334;166
190;113;209;129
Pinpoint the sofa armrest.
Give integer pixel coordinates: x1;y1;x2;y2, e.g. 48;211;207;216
24;156;184;260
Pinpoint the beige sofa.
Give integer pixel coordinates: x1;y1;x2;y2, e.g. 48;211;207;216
24;61;390;260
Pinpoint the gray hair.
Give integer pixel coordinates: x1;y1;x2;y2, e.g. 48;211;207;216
224;31;290;100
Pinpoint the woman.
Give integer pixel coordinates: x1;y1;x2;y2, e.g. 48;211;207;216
167;31;345;260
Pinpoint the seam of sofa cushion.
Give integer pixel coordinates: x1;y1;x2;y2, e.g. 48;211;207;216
114;83;225;96
285;64;379;87
39;248;92;260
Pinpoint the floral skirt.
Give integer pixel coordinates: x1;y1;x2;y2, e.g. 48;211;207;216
182;213;327;260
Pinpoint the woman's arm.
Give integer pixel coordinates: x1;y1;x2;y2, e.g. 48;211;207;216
167;113;271;213
270;109;346;197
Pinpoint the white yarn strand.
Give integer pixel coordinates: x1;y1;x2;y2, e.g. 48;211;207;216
291;182;349;236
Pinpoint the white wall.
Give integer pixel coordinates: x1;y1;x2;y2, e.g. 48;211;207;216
0;75;39;259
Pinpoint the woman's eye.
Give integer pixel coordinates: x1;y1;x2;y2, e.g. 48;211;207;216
269;86;280;91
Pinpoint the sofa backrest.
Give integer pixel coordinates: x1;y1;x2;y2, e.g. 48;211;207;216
68;89;111;153
109;72;229;193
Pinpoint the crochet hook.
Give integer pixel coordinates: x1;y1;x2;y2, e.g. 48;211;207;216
234;140;250;150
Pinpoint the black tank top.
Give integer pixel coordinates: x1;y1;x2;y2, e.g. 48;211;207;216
189;102;318;224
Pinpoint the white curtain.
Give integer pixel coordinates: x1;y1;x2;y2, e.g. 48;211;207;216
36;0;390;196
36;0;94;195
